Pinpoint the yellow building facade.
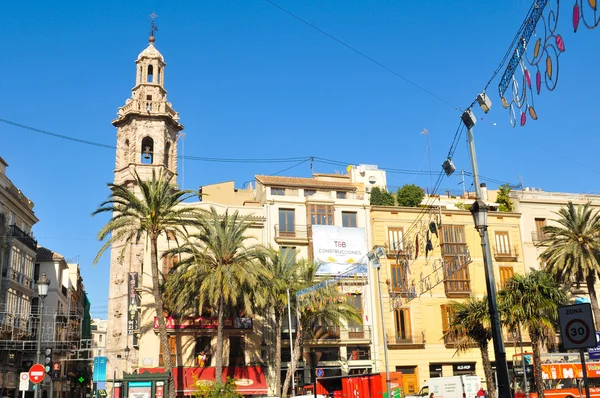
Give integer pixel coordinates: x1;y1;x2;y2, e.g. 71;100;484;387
370;202;527;395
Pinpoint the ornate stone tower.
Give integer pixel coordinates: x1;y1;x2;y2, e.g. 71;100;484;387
112;35;183;186
106;33;183;390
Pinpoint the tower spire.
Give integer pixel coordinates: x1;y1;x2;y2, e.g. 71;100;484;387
148;12;158;43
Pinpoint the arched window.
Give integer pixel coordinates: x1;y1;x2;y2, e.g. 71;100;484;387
164;142;170;167
141;137;154;164
158;67;162;85
124;139;130;165
147;65;154;83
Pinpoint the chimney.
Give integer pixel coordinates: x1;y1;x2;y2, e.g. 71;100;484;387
480;183;488;201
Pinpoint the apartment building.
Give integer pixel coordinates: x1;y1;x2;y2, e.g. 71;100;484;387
0;156;38;398
92;319;108;358
370;193;527;395
254;165;387;393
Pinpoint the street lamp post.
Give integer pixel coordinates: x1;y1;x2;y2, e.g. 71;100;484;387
367;247;392;397
35;273;50;398
470;198;511;398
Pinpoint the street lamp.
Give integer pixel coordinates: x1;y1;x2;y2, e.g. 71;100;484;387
35;273;50;398
124;346;130;363
367;246;391;398
470;199;511;398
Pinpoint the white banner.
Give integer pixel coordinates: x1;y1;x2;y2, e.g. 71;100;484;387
312;225;368;275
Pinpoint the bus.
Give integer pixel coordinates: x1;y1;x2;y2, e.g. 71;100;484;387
512;352;600;398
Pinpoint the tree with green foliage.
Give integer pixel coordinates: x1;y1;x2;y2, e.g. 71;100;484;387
254;249;306;396
498;270;567;398
280;263;361;397
396;184;425;207
370;186;395;206
444;297;496;398
162;207;268;385
538;201;600;329
93;170;200;398
496;184;514;212
192;378;242;398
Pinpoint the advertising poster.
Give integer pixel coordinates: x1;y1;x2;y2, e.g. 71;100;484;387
312;225;367;275
127;272;139;334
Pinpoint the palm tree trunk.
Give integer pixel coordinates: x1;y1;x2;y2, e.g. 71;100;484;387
150;234;176;398
530;329;545;398
281;329;302;398
215;295;225;384
586;273;600;330
479;340;497;398
274;310;283;396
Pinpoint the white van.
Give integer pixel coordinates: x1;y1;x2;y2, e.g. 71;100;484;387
406;375;482;398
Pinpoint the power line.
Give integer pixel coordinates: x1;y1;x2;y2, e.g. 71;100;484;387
263;0;461;111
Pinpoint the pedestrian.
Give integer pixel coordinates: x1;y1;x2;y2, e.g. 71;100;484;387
477;388;485;398
430;393;434;398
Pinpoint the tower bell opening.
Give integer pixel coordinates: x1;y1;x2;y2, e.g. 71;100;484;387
141;137;154;164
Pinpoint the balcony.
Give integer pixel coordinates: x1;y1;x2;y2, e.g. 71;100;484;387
8;225;37;251
347;347;371;361
531;231;548;242
274;224;310;244
389;330;426;349
4;270;34;290
154;316;253;331
306;325;371;341
493;246;519;262
384;241;410;258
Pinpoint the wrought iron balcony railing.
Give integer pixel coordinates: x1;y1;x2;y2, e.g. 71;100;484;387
8;225;37;251
274;224;310;240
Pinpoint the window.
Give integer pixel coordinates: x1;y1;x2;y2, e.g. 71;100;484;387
278;209;295;236
162;255;178;277
229;336;245;366
308;204;333;225
390;261;409;294
280;247;296;265
394;308;412;343
271;187;285;196
147;64;154;83
34;263;40;281
99;335;103;343
342;212;357;228
440;304;456;345
494;231;512;256
388;227;404;252
499;266;514;287
304;189;316;197
159;336;177;367
336;191;347;199
141;137;154;164
441;225;470;296
534;218;547;241
347;294;363;337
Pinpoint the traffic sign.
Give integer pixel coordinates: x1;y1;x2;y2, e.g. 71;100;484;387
19;372;30;391
315;368;324;378
559;303;597;350
29;364;46;384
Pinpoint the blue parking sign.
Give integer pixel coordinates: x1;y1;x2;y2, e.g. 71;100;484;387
588;332;600;359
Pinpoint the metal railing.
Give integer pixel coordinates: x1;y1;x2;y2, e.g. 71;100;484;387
274;224;310;240
8;225;37;251
347;348;370;361
531;231;548;242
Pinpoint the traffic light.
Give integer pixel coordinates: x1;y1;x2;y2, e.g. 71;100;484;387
44;348;53;374
51;363;60;381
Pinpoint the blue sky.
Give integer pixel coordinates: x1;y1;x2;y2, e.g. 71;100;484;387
2;0;599;318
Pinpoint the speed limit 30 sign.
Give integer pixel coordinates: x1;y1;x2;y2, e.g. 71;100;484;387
558;303;597;350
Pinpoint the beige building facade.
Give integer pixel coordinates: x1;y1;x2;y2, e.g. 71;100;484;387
370;197;527;395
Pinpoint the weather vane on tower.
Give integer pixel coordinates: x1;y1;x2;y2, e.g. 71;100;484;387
148;12;158;42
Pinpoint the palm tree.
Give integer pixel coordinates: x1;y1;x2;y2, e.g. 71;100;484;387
538;201;600;329
93;170;199;398
162;207;267;384
498;270;567;398
254;249;304;396
443;297;496;398
280;263;361;398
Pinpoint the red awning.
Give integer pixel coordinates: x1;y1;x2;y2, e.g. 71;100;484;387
139;366;268;395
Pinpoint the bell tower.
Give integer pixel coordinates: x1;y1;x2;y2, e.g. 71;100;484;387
112;31;183;186
106;24;184;394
